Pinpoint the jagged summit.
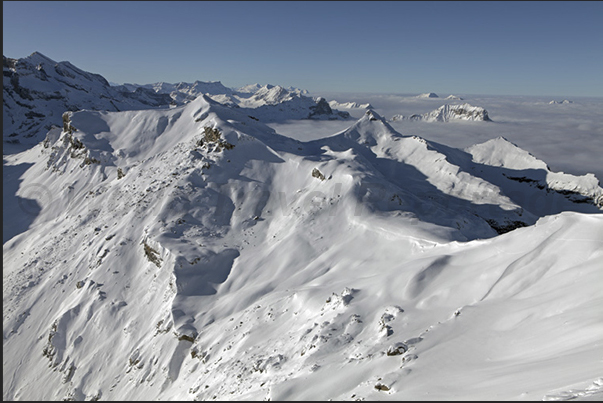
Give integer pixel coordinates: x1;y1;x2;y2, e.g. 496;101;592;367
25;51;58;65
249;84;293;105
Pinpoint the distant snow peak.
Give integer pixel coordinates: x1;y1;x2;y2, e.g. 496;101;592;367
445;95;464;100
416;92;439;98
237;83;263;93
251;85;293;105
328;100;373;109
390;103;492;122
549;99;573;104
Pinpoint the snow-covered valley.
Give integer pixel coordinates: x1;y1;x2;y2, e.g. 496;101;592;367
3;53;603;401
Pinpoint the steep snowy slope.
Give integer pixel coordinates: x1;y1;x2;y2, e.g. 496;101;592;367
3;99;603;401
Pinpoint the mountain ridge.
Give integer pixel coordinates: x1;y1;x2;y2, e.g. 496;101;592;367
3;52;349;146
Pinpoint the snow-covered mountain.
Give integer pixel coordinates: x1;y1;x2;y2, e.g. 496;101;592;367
4;96;603;400
415;92;439;98
124;81;349;122
329;100;373;110
549;99;574;104
391;103;492;122
445;94;463;100
3;53;350;147
3;52;173;145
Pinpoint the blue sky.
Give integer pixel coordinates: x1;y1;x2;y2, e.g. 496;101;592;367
3;1;602;97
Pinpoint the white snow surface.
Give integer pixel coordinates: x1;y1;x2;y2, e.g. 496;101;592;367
4;93;603;401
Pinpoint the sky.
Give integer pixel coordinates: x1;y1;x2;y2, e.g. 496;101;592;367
3;1;603;97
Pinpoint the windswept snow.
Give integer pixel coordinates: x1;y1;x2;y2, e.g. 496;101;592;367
3;91;603;401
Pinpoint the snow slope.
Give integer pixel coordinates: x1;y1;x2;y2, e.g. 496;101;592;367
4;97;603;401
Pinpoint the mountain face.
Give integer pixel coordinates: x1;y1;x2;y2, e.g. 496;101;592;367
3;53;349;146
4;96;602;400
3;52;173;145
391;103;492;122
